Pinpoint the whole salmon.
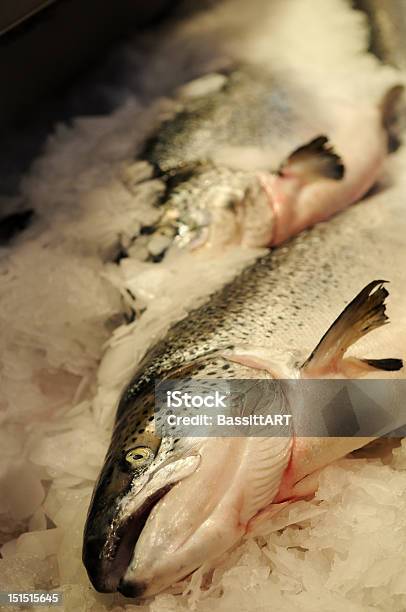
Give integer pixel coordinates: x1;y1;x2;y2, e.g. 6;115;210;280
83;174;406;596
129;65;401;256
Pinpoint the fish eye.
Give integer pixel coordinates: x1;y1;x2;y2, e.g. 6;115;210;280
124;446;154;468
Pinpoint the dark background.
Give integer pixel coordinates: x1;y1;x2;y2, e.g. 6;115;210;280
0;0;401;201
0;0;180;197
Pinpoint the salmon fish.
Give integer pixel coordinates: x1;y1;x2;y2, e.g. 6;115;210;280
129;65;401;257
83;171;406;597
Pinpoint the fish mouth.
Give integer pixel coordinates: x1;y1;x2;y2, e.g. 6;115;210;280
118;577;148;599
83;484;172;594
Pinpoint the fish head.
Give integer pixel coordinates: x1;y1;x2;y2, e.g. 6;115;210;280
118;435;245;599
85;434;250;600
118;437;294;599
82;377;207;594
82;397;162;593
160;172;275;251
84;356;293;599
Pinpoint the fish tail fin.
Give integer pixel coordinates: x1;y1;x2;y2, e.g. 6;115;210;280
301;280;403;376
380;84;405;151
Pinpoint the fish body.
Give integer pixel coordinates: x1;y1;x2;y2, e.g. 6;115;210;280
356;0;406;70
134;65;398;253
83;177;406;597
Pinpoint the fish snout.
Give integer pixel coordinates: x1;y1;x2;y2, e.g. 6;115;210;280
83;510;144;593
82;535;116;593
118;578;147;599
83;443;202;596
82;451;154;594
82;462;134;592
83;483;173;594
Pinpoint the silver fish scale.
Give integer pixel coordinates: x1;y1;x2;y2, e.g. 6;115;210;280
143;66;322;173
110;172;406;461
109;210;361;458
164;165;250;213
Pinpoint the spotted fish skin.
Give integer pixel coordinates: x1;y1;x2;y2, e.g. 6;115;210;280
83;173;406;593
141;67;313;171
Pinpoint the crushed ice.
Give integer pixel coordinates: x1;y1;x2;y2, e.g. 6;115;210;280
1;1;406;611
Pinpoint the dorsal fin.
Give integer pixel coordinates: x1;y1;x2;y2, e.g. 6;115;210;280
301;280;403;375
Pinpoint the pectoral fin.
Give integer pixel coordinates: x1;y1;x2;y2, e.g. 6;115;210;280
301;280;403;376
240;436;293;525
277;135;345;183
